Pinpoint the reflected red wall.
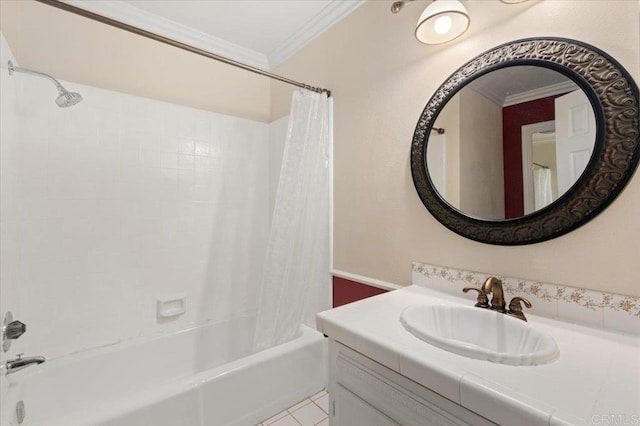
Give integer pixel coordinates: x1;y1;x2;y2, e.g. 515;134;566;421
502;95;562;218
333;276;388;307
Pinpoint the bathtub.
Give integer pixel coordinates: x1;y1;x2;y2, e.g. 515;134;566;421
1;315;327;426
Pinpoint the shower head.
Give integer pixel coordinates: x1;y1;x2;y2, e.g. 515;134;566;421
8;60;83;108
56;90;83;108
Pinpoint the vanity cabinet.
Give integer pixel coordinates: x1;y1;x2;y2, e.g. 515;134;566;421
320;282;640;425
329;341;495;426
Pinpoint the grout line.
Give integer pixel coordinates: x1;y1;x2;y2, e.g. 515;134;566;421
261;409;288;426
260;391;331;426
312;399;328;415
287;398;313;414
310;389;328;401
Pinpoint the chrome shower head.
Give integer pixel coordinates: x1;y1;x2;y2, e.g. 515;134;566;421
8;60;83;108
56;90;83;108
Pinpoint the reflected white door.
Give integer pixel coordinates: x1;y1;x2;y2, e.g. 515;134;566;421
426;134;447;198
555;90;596;195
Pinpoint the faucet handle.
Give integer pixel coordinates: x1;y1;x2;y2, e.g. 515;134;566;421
462;287;490;308
507;296;532;321
2;312;26;353
6;321;26;340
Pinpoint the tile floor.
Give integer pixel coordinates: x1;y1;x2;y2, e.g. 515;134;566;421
257;390;329;426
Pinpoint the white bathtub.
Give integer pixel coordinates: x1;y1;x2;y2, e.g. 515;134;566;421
1;315;326;426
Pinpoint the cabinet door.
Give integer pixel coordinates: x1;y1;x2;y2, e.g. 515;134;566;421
334;385;400;426
331;342;496;426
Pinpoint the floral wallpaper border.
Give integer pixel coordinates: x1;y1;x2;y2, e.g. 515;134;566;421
411;262;640;333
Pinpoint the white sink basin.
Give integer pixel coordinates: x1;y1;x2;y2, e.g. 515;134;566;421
400;303;559;366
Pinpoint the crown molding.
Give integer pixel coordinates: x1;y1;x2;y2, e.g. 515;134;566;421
268;0;366;69
474;80;580;107
67;0;270;70
474;87;504;107
503;80;579;107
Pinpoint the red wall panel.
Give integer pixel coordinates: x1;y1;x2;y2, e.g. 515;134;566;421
333;276;388;307
502;95;562;218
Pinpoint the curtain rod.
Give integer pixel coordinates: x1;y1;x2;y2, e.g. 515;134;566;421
533;162;549;169
34;0;332;97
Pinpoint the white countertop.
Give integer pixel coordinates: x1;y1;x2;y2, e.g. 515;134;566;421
317;285;640;426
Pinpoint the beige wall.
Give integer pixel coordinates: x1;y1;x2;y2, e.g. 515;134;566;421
459;88;504;219
272;0;640;296
0;0;271;122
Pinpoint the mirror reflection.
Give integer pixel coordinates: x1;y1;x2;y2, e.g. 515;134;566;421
426;66;596;220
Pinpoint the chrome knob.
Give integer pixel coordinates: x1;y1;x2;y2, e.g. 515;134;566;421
2;312;27;352
6;320;26;340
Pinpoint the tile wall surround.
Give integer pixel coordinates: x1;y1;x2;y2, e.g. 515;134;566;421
0;34;279;359
412;262;640;336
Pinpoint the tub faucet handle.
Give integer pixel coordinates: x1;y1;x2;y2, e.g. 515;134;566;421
2;312;26;352
6;320;26;340
462;287;490;308
507;297;532;322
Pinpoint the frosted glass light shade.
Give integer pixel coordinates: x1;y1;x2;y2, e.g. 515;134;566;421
415;0;470;44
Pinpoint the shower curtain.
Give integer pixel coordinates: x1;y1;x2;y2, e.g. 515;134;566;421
534;167;553;210
253;89;332;352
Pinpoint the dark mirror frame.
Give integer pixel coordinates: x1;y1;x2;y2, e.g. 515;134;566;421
411;37;639;245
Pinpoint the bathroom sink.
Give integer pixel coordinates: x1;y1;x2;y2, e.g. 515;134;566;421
400;303;559;366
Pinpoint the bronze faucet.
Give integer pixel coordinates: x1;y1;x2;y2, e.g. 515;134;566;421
461;287;489;308
507;297;532;321
463;276;532;321
481;276;506;313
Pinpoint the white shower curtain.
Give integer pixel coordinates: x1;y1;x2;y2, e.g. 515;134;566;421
534;167;553;210
253;89;332;352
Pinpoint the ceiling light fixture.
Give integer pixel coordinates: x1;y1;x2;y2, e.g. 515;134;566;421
392;0;526;45
415;0;470;44
391;0;469;44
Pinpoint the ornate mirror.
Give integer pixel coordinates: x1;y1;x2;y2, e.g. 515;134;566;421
411;37;639;245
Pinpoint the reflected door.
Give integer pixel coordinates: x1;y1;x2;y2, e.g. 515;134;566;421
555;90;597;194
426;134;447;200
